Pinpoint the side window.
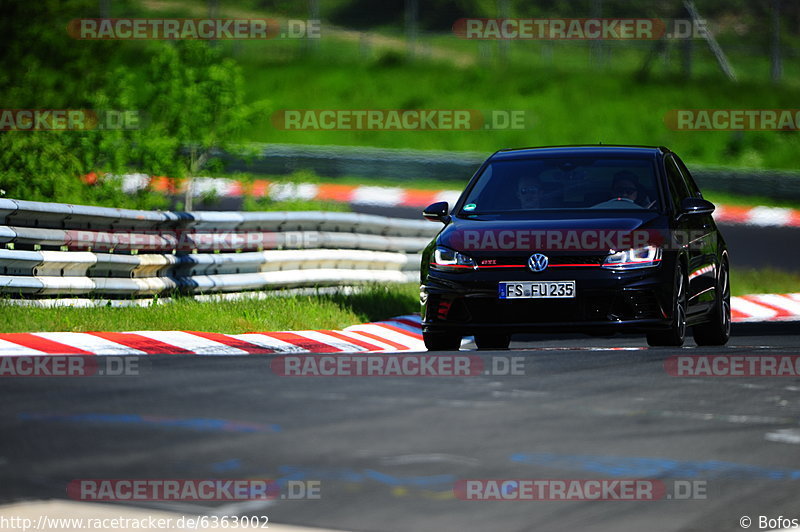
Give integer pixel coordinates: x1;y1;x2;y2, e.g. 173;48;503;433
462;164;493;210
664;157;689;213
674;156;702;198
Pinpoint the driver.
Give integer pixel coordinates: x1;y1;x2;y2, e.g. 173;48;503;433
611;171;640;204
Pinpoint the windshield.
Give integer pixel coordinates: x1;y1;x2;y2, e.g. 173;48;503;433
460;156;661;215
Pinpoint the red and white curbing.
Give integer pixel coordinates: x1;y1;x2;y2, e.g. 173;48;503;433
0;294;798;356
118;173;462;209
713;204;800;228
117;174;800;228
731;293;800;323
0;316;424;356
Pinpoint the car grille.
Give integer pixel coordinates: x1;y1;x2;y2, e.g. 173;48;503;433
550;255;605;266
476;254;606;269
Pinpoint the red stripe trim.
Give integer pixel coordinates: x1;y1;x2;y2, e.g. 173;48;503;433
453;260;661;269
260;332;343;353
86;332;195;355
227;182;243;197
740;296;793;318
184;331;275;354
713;205;751;224
319;330;384;351
375;322;423;340
431;263;474;269
0;334;94;355
149;176;172;192
478;264;601;269
731;308;749;321
347;329;410;351
389;318;423;330
251;179;270;197
316;184;356;203
402;189;440;207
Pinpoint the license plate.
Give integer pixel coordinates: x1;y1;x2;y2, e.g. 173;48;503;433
499;281;576;299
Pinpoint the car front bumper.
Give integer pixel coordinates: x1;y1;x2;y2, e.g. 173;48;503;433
421;265;674;335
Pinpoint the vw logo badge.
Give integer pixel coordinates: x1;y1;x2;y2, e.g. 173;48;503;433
528;253;549;272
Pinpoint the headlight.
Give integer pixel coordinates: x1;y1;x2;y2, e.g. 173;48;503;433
602;245;662;270
431;246;476;272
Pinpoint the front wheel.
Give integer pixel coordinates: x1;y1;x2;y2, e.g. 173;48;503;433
692;262;731;346
647;266;687;347
423;331;462;351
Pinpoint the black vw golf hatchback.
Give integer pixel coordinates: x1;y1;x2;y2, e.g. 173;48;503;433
420;145;731;350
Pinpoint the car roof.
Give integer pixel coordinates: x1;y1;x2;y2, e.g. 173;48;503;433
490;145;668;161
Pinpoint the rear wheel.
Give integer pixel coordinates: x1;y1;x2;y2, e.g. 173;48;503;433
474;334;511;350
647;266;687;347
692;262;731;346
423;331;462;351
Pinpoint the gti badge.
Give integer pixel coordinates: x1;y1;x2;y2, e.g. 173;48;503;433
528;253;549;272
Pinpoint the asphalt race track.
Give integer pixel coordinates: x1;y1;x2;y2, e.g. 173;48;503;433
2;322;799;532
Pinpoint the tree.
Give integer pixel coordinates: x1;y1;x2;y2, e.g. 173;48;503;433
96;41;268;209
0;0;267;209
0;0;127;205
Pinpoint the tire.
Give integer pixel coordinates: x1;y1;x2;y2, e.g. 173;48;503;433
423;331;462;351
474;334;511;350
692;261;731;346
647;265;687;347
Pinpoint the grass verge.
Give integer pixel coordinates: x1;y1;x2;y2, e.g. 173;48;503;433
703;191;800;211
731;269;800;297
0;284;419;334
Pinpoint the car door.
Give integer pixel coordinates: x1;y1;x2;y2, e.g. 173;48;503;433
674;155;719;313
664;155;707;316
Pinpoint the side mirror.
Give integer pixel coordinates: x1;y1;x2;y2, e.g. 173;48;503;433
679;197;715;217
423;201;450;223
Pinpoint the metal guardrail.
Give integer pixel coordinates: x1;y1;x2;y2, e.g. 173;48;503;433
0;199;436;300
218;143;800;202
